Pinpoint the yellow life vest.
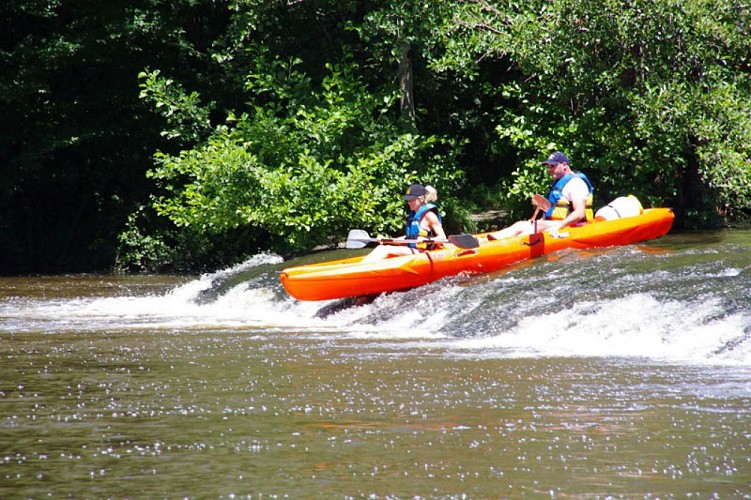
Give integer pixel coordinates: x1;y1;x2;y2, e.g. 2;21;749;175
545;172;594;222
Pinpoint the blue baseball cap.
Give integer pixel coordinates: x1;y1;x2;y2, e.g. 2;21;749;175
403;184;428;200
542;151;569;165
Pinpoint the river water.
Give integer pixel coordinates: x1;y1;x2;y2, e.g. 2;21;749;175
1;230;750;497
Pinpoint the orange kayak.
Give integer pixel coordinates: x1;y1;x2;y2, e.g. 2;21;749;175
280;208;675;301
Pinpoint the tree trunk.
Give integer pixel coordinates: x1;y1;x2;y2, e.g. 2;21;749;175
675;136;712;227
398;40;415;124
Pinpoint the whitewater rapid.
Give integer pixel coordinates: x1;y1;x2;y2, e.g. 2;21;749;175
3;230;750;366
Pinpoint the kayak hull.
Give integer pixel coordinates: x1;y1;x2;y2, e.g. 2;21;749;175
280;208;675;301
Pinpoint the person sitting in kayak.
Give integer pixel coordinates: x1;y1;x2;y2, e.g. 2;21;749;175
487;151;594;240
361;183;446;262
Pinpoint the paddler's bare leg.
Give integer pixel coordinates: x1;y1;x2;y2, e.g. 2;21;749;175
360;245;416;263
487;220;534;240
488;219;559;240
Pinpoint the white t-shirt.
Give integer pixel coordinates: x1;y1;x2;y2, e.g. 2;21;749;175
560;176;590;204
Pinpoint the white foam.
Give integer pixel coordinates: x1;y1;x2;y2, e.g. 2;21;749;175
454;293;751;365
3;252;749;366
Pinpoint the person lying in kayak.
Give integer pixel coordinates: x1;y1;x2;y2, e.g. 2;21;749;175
487;151;594;240
361;183;446;262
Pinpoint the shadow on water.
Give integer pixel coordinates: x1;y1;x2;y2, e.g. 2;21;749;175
192;257;286;305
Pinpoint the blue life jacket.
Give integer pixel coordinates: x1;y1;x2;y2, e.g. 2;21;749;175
545;172;594;222
405;203;442;249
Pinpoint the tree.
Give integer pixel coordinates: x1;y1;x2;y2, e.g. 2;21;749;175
0;0;233;272
3;0;749;274
122;0;469;266
439;0;751;225
139;56;463;255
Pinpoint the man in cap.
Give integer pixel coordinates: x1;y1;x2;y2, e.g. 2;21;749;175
487;151;594;240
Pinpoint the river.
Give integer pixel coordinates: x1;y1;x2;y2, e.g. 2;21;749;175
1;230;750;497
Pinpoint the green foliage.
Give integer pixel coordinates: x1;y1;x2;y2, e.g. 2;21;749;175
0;0;235;272
441;0;751;225
144;56;463;253
116;203;262;273
354;1;456;66
116;207;174;273
138;69;213;143
4;0;751;273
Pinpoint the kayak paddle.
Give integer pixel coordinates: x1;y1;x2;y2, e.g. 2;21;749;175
346;229;479;250
530;194;551;233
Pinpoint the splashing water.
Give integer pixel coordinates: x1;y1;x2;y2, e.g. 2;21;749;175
2;232;749;365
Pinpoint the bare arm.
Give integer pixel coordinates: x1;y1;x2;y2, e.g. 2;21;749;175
422;211;446;240
546;195;587;233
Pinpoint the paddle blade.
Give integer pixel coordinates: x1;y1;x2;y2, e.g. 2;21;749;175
346;229;372;249
448;234;480;249
532;194;552;211
346;239;368;249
